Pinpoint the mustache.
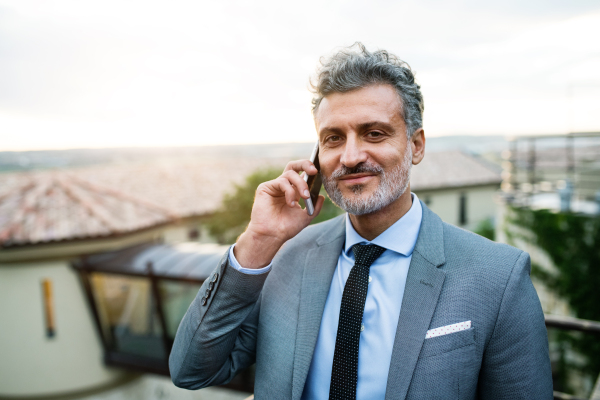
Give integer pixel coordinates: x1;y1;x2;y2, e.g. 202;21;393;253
327;162;384;179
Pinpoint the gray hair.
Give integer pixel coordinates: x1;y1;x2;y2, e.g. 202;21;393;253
311;42;424;139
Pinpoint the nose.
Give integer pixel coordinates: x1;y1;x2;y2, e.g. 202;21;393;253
340;135;367;168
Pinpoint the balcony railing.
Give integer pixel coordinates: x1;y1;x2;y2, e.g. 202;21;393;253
546;315;600;400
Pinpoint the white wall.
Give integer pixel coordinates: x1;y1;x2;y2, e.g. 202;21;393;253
162;222;216;245
0;260;126;397
466;187;499;229
417;190;461;226
415;185;498;230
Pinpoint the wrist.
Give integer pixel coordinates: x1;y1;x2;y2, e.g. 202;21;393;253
234;228;285;269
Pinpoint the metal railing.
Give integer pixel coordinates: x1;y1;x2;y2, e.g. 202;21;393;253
546;314;600;335
546;314;600;400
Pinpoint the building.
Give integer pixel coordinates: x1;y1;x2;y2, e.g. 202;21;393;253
411;150;501;231
0;172;174;397
0;158;280;399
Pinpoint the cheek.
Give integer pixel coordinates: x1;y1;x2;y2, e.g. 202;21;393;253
378;146;407;166
317;152;338;176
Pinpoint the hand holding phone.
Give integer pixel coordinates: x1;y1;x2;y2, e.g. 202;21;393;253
302;143;322;216
233;142;324;269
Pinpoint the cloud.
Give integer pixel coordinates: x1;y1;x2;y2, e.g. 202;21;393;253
0;0;599;150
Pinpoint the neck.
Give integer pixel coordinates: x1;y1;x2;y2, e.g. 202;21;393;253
348;186;413;241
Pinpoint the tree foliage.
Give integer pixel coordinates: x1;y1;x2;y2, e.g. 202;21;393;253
206;167;344;244
506;207;600;395
473;217;495;241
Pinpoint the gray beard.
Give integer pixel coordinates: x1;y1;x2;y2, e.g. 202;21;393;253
322;146;412;215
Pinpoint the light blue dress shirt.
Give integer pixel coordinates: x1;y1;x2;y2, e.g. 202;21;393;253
229;194;423;399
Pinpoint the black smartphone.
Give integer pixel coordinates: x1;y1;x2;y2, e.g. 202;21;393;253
302;142;322;216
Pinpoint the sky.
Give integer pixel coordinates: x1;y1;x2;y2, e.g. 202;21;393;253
1;0;600;151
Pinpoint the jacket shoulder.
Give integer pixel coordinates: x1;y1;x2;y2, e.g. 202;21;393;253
441;222;526;274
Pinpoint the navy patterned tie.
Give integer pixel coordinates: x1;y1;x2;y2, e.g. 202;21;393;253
329;243;386;400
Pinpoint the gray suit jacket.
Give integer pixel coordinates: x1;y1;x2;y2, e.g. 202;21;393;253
169;202;553;399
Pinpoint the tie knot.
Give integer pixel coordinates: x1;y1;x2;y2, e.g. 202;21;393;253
352;244;386;267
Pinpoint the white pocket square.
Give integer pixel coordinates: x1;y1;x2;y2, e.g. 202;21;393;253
425;321;471;339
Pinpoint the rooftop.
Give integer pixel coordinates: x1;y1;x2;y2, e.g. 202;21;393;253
0;151;500;248
77;242;231;281
0;172;174;247
0;158;285;248
411;150;501;191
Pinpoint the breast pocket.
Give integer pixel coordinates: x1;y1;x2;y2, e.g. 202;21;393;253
406;328;478;400
419;327;475;358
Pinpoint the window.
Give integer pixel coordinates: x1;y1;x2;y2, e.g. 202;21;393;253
74;242;256;391
90;274;167;360
459;193;467;226
188;228;200;240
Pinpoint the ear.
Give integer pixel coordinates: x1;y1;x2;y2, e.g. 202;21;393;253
410;128;425;165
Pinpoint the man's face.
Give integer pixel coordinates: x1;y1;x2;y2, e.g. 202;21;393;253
315;84;413;215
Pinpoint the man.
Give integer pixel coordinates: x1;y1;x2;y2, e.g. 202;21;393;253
169;43;553;399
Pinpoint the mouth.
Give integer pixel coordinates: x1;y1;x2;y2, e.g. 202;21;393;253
338;173;377;186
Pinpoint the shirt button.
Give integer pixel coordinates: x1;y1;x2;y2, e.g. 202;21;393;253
361;324;365;332
368;276;372;283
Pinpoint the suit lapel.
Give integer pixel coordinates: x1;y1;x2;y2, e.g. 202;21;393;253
385;203;446;400
292;217;345;400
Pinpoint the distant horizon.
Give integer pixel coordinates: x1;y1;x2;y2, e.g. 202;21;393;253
3;133;598;175
0;136;512;174
0;132;568;153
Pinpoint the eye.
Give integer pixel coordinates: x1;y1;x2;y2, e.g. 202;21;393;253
326;135;341;142
367;131;384;138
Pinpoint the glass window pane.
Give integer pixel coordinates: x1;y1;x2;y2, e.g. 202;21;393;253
90;273;166;359
159;280;202;338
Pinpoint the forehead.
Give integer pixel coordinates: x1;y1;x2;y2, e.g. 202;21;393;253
314;84;404;131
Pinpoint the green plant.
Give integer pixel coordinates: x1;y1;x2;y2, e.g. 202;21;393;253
206;167;343;244
473;217;495;241
506;207;600;395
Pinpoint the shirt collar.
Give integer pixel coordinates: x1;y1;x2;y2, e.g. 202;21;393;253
344;193;423;257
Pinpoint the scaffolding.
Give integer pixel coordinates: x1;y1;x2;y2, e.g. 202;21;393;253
501;132;600;214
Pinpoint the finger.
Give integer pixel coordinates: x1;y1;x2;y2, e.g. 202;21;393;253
269;178;300;207
284;159;319;176
282;170;311;199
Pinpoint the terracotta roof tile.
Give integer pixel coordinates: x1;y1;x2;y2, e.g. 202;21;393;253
0;152;499;247
411;150;501;191
0;172;175;247
0;158;287;247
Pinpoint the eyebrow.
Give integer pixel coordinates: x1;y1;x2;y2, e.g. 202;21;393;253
319;121;395;136
357;121;393;131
